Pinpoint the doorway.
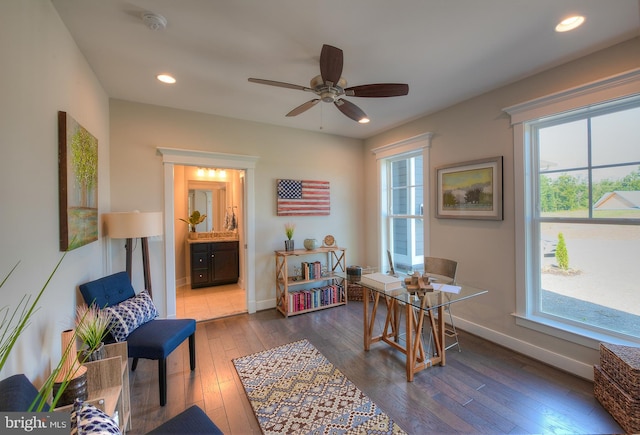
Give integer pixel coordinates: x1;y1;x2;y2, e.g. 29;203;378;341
157;147;259;320
175;165;246;321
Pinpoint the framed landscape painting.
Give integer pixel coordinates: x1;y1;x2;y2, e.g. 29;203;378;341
436;156;503;220
58;111;98;250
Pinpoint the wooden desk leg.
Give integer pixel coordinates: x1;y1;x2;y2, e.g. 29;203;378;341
406;301;414;381
383;298;400;342
363;286;370;350
425;299;442;367
363;287;381;351
438;304;446;366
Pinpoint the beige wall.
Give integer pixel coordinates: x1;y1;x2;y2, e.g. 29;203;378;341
364;37;640;377
109;100;365;314
2;0;638;385
0;0;110;383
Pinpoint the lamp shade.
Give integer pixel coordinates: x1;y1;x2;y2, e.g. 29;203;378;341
104;211;163;239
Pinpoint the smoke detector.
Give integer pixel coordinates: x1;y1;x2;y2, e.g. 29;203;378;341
141;12;167;31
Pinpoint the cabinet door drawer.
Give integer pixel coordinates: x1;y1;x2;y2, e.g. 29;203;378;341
212;241;238;252
191;242;209;253
192;269;209;285
192;252;209;268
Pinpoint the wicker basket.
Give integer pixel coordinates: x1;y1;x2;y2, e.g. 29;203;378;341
599;343;640;397
347;283;374;302
594;365;640;434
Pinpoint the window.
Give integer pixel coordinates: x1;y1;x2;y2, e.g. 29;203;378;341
532;100;640;340
387;153;424;274
506;69;640;345
372;133;432;276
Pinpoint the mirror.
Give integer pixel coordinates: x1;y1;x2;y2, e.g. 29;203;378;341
188;181;227;232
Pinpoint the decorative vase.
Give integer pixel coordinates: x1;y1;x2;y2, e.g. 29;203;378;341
189;231;198;240
53;372;88;407
284;240;294;251
53;329;88;406
304;238;319;250
80;342;105;362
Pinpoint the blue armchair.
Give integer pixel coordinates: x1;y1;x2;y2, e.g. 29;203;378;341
0;374;222;434
79;272;196;407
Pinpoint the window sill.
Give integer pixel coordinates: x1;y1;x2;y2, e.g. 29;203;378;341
512;313;640;349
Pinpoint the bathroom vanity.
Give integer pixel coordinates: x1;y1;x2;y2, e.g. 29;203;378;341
188;234;239;288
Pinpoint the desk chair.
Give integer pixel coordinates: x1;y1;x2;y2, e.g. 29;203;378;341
80;272;196;406
423;256;461;353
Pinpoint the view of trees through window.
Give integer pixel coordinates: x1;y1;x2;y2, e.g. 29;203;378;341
540;168;640;218
533;101;640;340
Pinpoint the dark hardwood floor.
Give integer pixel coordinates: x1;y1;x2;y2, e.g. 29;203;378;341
127;302;622;434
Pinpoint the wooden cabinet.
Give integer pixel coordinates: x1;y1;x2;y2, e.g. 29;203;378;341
190;240;239;288
275;247;347;317
55;342;130;433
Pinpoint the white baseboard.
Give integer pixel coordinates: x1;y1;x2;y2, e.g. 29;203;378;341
452;315;594;380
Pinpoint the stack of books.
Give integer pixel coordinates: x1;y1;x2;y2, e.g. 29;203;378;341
359;273;403;292
301;261;322;280
288;283;344;313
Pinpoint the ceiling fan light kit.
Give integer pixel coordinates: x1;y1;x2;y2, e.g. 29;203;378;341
249;44;408;124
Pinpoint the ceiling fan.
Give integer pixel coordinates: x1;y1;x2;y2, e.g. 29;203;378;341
248;44;409;124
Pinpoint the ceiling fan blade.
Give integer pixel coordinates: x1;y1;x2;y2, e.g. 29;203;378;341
248;78;311;92
334;99;369;123
286;99;320;117
344;83;409;97
320;44;343;87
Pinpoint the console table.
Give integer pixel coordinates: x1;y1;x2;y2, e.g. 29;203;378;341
360;279;487;381
54;342;130;432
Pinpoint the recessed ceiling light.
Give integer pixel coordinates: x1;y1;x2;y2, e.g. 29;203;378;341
555;15;585;32
157;74;176;84
358;117;370;124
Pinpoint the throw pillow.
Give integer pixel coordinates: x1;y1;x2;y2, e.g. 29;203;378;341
104;290;158;342
71;398;121;435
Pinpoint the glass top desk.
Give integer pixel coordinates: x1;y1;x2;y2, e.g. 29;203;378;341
360;277;487;381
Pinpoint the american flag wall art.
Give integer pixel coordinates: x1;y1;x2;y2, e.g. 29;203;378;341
277;179;330;216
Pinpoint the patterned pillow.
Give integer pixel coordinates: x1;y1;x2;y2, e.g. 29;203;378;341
104;290;158;342
71;398;121;435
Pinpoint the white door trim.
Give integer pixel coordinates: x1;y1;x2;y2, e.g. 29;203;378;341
157;147;259;317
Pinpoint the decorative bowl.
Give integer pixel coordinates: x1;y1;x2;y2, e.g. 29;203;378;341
303;238;319;250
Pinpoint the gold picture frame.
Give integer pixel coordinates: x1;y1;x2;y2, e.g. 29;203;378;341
436;156;503;220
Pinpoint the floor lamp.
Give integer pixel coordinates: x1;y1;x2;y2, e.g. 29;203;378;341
104;211;163;297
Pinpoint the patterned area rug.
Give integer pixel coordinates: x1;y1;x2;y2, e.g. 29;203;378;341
232;339;406;434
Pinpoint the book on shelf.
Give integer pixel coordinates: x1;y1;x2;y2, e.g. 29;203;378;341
287;283;343;313
301;261;322;280
360;273;403;291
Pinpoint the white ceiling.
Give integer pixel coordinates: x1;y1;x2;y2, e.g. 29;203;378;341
51;0;640;139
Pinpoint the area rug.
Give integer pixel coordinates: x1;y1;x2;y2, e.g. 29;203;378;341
232;339;406;434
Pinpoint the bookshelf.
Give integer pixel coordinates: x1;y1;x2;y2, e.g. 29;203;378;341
275;247;347;317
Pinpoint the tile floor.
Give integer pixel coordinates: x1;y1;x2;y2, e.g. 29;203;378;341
176;282;247;322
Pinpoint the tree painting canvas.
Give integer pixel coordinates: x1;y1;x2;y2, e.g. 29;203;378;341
436;156;503;220
58;111;98;250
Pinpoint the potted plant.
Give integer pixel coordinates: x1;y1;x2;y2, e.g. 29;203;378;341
75;304;112;362
180;210;207;238
284;222;295;251
1;252;88;410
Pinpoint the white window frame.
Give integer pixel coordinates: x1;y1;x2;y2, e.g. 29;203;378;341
504;68;640;348
387;153;424;272
372;133;432;273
